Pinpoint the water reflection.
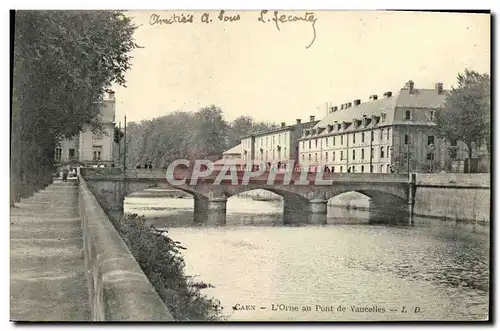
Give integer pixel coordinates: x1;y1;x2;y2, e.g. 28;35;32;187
124;194;490;321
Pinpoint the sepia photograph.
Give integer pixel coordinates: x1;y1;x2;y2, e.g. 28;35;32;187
9;8;491;323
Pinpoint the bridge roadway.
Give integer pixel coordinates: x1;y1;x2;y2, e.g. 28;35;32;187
81;168;416;225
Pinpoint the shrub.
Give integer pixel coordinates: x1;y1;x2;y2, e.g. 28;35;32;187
116;213;225;321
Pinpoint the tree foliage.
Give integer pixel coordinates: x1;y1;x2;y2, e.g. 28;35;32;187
118;108;278;168
436;69;491;168
11;10;139;205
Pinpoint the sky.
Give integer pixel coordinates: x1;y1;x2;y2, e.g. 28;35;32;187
112;10;490;125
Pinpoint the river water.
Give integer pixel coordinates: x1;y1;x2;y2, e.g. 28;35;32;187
124;193;490;321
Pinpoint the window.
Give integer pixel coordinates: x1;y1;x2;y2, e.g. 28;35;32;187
387;128;390;140
404;134;409;145
266;151;268;160
370;165;373;173
69;148;75;159
309;140;311;149
325;152;328;161
273;150;275;159
266;137;268;147
352;134;356;144
315;139;318;148
361;132;365;143
55;148;62;161
361;148;365;160
308;154;311;161
381;129;384;141
429;111;435;121
371;147;374;159
302;141;305;149
340;151;344;160
387;146;390;158
451;139;457;147
361;165;364;173
340;166;343;172
380;147;385;158
315;153;318;162
405;110;411;120
332;151;336;161
371;131;374;142
93;146;102;161
284;147;287;158
302;154;305;161
387;165;390;173
341;135;344;145
333;136;336;145
352;150;356;160
428;135;435;146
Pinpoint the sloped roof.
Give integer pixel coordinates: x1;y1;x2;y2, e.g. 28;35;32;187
222;143;242;155
312;87;448;134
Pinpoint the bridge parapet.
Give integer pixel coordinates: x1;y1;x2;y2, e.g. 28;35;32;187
79;175;173;321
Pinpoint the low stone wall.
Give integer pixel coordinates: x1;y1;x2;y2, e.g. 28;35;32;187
414;174;490;223
78;175;173;321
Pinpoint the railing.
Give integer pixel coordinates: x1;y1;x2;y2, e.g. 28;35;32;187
78;175;173;321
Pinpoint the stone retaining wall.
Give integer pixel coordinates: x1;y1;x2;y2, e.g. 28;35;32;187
78;175;173;321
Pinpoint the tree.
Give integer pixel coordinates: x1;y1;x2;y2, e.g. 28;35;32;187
11;11;139;205
436;69;490;173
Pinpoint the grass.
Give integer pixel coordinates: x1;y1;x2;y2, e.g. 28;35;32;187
114;213;225;321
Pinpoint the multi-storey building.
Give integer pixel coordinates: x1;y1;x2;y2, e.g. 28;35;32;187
54;91;116;167
299;81;450;173
240;116;319;168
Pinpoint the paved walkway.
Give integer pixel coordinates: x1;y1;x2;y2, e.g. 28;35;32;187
10;180;91;321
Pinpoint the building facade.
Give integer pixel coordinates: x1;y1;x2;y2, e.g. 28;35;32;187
54;91;116;167
222;143;242;160
240;116;318;169
299;81;450;173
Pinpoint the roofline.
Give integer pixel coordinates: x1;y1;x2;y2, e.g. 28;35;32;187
240;120;318;139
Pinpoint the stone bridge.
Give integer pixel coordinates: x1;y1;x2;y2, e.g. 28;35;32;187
81;168;416;224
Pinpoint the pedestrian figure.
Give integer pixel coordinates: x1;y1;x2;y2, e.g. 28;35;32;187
148;161;152;169
62;166;69;182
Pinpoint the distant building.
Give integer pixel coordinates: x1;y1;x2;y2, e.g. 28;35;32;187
222;143;242;160
54;91;116;167
240;116;319;168
299;81;451;173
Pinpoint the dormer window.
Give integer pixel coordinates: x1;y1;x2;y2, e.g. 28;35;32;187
381;113;386;122
372;115;380;126
341;122;347;130
327;124;333;132
352;119;359;129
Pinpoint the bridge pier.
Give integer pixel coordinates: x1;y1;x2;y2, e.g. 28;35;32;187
309;199;328;214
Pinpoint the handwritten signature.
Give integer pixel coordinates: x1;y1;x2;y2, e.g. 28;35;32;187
258;10;318;49
148;11;318;49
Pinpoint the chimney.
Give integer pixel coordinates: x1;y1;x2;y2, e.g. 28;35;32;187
108;90;115;99
369;94;378;101
347;102;352;108
296;119;301;124
309;115;315;122
383;91;392;98
353;99;361;106
340;104;344;110
281;122;286;128
435;82;443;94
405;80;414;94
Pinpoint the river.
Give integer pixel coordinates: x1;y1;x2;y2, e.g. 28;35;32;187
124;193;490;321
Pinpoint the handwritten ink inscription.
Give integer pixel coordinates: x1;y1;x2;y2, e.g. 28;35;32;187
257;10;317;49
149;10;318;49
